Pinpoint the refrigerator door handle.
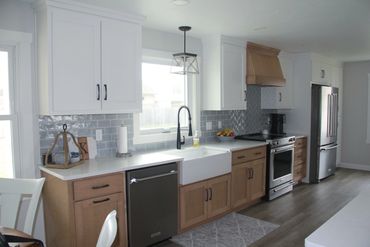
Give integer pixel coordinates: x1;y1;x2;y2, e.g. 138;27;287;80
320;145;338;151
327;94;332;137
334;93;338;137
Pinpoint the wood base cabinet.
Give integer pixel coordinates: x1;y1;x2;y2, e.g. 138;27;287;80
42;172;127;247
180;174;231;231
231;146;266;209
231;158;266;208
294;137;307;183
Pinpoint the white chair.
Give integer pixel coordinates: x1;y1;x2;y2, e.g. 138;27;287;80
0;177;45;235
96;210;118;247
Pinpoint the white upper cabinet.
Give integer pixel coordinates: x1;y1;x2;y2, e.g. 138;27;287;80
311;58;332;85
261;52;294;109
36;1;143;115
202;36;246;110
50;8;101;114
101;18;142;113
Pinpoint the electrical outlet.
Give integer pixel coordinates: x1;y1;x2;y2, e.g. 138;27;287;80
218;121;222;129
206;121;212;131
96;129;102;141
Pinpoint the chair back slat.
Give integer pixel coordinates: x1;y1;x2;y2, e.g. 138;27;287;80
0;194;22;228
0;177;45;235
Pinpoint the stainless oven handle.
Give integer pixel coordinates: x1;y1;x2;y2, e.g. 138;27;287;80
273;181;294;192
271;144;294;153
320;145;338;151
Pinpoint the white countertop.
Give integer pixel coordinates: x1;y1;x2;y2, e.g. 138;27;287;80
39;140;267;181
39;152;183;180
205;140;267;151
305;187;370;247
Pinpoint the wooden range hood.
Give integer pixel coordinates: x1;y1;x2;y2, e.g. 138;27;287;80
246;42;286;86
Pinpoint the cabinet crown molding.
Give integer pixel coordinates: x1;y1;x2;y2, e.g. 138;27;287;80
34;0;145;23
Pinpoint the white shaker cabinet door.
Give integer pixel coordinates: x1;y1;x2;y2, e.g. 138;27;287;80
311;60;332;85
221;43;246;110
51;8;101;114
261;52;294;109
101;19;142;113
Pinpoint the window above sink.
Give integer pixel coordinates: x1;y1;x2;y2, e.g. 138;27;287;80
133;49;200;144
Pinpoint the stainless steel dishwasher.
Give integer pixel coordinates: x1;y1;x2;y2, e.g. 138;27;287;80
126;163;178;247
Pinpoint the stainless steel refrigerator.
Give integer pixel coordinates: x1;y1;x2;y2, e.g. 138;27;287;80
310;84;339;183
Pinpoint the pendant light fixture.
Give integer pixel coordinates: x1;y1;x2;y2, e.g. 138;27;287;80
171;26;199;75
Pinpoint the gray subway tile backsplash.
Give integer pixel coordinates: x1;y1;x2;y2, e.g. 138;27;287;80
38;86;275;159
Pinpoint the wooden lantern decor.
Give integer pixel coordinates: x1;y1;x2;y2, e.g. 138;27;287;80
44;124;84;169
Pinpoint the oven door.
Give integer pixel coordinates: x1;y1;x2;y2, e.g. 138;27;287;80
269;144;294;188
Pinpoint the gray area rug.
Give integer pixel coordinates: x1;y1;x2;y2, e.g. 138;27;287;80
172;213;279;247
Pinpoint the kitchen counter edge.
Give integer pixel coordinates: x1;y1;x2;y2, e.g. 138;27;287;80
39;140;267;181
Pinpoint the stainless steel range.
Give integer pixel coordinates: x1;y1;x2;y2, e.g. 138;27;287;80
235;133;296;200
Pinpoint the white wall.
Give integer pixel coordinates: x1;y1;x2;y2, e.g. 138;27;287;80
340;61;370;170
0;0;34;33
142;27;202;54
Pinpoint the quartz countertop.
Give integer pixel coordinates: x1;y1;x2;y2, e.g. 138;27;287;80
39;140;267;181
305;187;370;247
39;152;183;181
205;139;267;151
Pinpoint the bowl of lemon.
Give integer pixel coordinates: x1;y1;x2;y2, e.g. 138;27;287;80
216;128;235;142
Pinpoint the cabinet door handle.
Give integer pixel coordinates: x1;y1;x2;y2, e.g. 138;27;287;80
279;92;282;102
91;184;110;190
97;84;100;100
104;84;108;100
93;198;110;204
321;69;325;79
209;188;212;201
251;169;254;179
205;188;209;202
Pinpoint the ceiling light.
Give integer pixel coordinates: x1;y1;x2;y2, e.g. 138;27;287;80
172;0;190;6
171;26;199;75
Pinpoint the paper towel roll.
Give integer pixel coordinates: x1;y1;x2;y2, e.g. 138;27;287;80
117;125;128;154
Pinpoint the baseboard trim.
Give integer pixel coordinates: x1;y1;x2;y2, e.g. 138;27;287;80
338;162;370;171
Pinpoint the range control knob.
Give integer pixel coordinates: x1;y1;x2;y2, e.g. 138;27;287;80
272;140;278;146
289;137;296;142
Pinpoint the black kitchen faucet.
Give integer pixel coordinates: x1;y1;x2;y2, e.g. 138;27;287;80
177;105;193;149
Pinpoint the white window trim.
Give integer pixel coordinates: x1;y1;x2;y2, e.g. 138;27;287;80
133;49;200;145
0;29;36;178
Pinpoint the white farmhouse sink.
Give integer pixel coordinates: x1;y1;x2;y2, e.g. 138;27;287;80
163;146;231;185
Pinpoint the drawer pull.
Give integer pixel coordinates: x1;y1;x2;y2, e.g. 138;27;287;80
254;152;262;155
93;198;110;204
237;155;246;159
91;184;110;190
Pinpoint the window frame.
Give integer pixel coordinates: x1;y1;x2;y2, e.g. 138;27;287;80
0;29;35;178
133;49;200;145
0;45;20;178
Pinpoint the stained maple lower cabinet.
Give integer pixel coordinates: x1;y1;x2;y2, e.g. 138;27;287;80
293;136;307;183
231;159;266;208
41;172;127;247
74;193;125;246
179;174;231;231
231;146;266;209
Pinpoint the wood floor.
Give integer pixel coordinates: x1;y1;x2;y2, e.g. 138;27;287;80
241;168;370;247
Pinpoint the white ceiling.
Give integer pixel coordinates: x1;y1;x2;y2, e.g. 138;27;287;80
74;0;370;62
